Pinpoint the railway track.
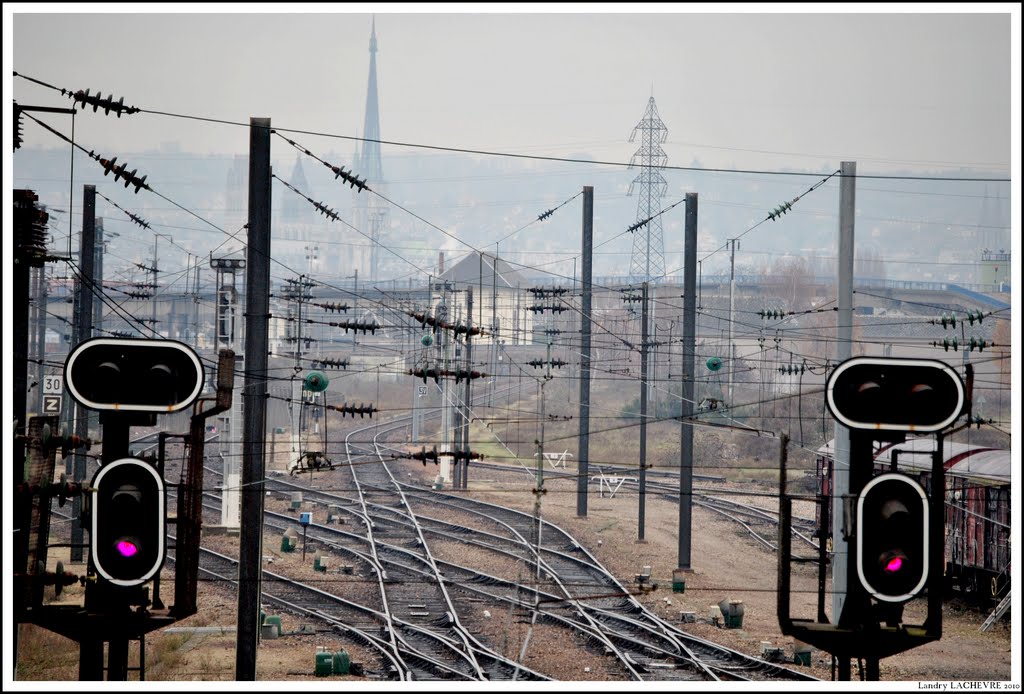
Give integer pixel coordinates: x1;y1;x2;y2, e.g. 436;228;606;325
145;385;818;681
446;456;822;555
221;415;818;682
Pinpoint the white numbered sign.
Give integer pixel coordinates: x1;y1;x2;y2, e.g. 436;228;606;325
43;375;63;394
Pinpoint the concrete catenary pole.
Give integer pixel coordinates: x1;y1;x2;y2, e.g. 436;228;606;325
677;193;697;569
576;186;594;517
462;288;474;489
727;238;737;405
638;281;649;541
70;184;96;562
831;161;856;678
92;218;104;336
236;117;272;681
33;264;48;415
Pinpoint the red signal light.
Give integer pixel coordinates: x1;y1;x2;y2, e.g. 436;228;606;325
882;553;905;574
116;539;139;558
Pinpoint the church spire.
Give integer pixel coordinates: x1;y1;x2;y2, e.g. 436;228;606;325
359;16;383;183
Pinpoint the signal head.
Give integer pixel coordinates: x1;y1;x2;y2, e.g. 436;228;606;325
90;458;166;586
65;338;203;413
856;473;929;602
826;357;964;434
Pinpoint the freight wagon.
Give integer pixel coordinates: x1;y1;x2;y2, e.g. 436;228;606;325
815;437;1011;606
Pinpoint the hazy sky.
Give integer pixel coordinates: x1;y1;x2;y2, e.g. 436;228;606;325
6;4;1020;175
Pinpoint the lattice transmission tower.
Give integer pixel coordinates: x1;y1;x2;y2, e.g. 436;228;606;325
628;96;669;283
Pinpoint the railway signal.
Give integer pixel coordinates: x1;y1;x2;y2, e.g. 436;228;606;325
856;473;929;603
826;357;964;435
64;338;203;413
303;370;329;393
90;458;165;587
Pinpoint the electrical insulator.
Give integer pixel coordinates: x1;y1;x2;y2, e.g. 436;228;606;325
408;368;441;384
126;211;150;229
628;217;652;233
537;208;554;222
327;320;379;335
451;323;483;337
327;163;368;192
968;337;988;352
527;287;569;297
313;357;349;370
932;337;958;352
410;446;439;466
312;200;340;222
767;200;793;221
14;102;24;151
528;359;566;369
446;369;487;383
98;157;149;194
528;304;567;314
444;450;484;463
55;431;91;460
72;88;139;117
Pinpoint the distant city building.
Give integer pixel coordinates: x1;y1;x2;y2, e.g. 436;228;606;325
437;251;533;345
979;249;1010;290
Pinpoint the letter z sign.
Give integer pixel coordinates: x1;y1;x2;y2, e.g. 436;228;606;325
43;374;63;414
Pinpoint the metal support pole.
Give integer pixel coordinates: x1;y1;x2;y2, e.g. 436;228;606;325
151;236;159;333
462;288;473;489
192;259;201;349
678;193;697;570
352;269;359;346
236;117;272;681
638;281;649;541
33;265;48;415
728;238;737;405
70;184;96;563
831;161;856;623
93;218;104;330
533;339;552;578
576;186;594;517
